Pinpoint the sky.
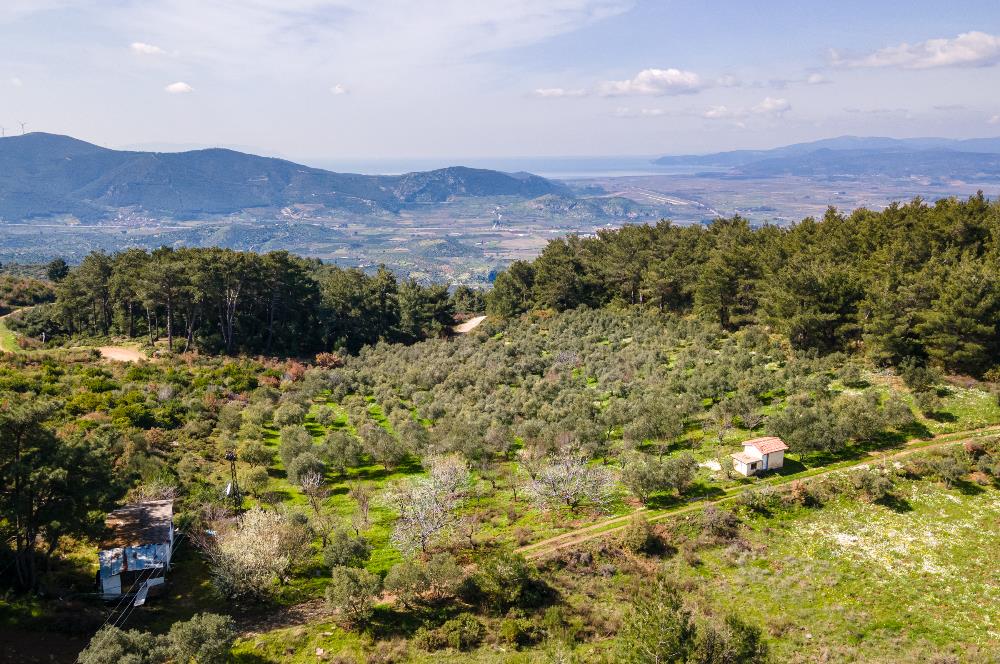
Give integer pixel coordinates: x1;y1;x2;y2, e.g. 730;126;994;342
2;0;1000;163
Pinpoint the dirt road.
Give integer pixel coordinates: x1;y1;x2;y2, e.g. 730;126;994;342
453;315;487;334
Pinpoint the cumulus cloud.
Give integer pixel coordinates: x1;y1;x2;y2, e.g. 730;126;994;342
752;96;790;115
164;81;194;94
990;114;1000;125
10;77;23;87
130;41;165;55
832;31;1000;69
702;97;791;121
805;73;829;85
599;68;702;96
533;87;586;98
330;83;349;95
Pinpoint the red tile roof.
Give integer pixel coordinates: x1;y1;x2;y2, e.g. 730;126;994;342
743;436;788;454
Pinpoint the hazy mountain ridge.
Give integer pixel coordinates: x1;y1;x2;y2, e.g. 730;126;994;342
655;135;1000;180
0;133;569;221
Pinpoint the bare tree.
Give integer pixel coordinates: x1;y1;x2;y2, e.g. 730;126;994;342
300;471;329;514
347;481;374;536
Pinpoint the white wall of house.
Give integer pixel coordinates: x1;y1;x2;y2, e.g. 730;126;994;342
764;450;785;470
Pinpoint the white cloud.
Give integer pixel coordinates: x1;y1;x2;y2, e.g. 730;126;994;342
130;41;165;55
805;73;828;85
533;87;586;98
702;97;791;122
752;96;790;116
990;114;1000;125
600;67;702;96
715;74;740;87
832;31;1000;69
614;106;666;118
330;83;349;95
10;77;23;87
702;105;736;119
164;81;194;94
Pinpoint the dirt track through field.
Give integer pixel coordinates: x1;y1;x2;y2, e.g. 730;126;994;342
453;315;487;334
517;424;1000;560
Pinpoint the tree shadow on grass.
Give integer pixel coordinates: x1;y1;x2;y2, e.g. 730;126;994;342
875;493;913;513
232;654;277;664
953;479;985;496
773;458;807;476
926;411;958;423
645;483;724;509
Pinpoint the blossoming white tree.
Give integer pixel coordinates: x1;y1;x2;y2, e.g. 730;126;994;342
384;454;470;554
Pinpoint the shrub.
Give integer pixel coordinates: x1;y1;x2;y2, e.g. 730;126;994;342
413;613;489;651
272;402;306;427
78;614;235;664
699;506;740;542
165;613;236;664
689;614;769;664
620;512;655;554
384;559;427;608
499;609;540;648
850;466;895;503
326;566;382;626
471;550;545;613
238;439;274;468
914;389;942;416
323;530;372;569
278;425;313;467
77;625;161;664
439;614;484;651
898;357;941;392
286;452;324;485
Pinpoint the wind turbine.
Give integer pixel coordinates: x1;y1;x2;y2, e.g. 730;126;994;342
18;121;26;135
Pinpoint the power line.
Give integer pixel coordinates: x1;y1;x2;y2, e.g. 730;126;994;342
100;564;159;630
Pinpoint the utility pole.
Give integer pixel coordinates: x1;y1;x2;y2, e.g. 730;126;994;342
225;449;242;514
18;121;26;135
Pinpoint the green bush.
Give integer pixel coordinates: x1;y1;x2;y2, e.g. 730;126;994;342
499;609;540;648
620;512;655;554
412;614;483;652
322;530;372;569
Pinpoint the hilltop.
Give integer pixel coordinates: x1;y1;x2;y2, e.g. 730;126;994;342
0;133;568;221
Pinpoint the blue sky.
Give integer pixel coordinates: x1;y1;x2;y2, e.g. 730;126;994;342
2;1;1000;161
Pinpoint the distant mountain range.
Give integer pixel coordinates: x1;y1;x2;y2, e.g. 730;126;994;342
0;133;568;221
654;135;1000;180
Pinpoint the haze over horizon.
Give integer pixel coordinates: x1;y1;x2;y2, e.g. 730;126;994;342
3;1;1000;162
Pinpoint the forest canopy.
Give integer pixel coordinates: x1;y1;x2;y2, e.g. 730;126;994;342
10;249;458;355
487;194;1000;377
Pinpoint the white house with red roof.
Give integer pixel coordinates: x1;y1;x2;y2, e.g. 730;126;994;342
731;436;789;476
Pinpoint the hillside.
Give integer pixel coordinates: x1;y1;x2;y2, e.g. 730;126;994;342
0;133;569;221
654;135;1000;180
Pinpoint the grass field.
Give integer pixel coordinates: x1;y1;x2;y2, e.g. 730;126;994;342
673;480;1000;662
0;316;19;352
